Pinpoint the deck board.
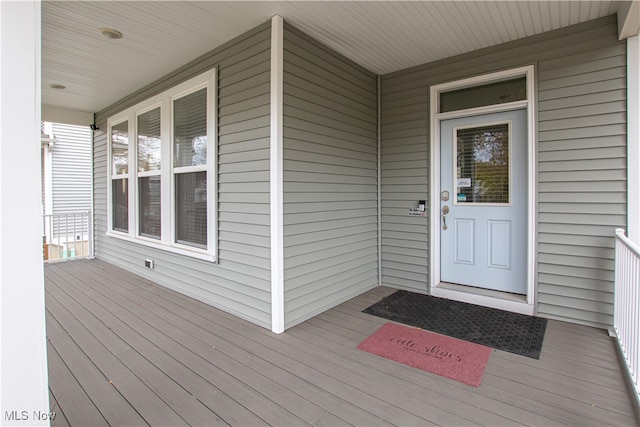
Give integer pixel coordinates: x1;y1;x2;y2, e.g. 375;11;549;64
46;277;226;427
48;265;279;426
46;314;148;426
46;259;638;426
65;263;330;426
47;344;99;427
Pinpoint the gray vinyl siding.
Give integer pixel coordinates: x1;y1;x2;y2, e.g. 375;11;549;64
41;147;46;212
50;123;92;214
93;22;273;328
47;123;93;240
536;19;626;328
380;15;625;328
282;24;379;328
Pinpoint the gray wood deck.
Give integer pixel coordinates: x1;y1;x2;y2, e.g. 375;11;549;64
45;259;638;426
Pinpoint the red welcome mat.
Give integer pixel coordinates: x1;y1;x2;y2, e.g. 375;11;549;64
357;323;492;387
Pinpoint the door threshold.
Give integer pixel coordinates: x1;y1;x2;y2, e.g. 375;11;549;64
432;282;534;315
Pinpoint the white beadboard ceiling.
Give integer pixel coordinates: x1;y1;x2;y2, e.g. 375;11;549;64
42;1;625;115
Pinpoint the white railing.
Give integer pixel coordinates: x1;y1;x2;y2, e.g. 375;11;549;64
613;228;640;404
42;210;93;262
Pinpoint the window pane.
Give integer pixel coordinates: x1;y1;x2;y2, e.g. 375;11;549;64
441;77;526;113
139;176;161;239
175;172;207;248
456;123;509;204
112;179;129;232
138;107;161;172
111;121;129;175
174;88;207;168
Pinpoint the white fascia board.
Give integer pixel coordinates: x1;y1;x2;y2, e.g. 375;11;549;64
270;15;285;334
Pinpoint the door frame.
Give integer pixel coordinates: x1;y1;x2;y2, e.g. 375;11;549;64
429;65;536;315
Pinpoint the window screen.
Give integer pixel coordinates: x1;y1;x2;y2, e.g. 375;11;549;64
175;172;207;248
139;176;161;239
112;179;129;232
137;107;161;172
111;121;129;175
173;88;207;168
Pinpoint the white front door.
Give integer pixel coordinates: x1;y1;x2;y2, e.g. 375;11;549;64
440;109;527;294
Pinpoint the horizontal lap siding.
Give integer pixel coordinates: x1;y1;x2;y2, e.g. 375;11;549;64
282;24;378;328
51;123;93;214
537;20;626;328
381;15;624;328
93;23;272;328
380;90;430;292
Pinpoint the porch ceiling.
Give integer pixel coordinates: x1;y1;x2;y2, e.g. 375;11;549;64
42;1;629;116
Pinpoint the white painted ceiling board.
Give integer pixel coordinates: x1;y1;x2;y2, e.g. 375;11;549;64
41;1;623;115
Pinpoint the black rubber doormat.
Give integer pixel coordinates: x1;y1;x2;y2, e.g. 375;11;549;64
362;290;547;359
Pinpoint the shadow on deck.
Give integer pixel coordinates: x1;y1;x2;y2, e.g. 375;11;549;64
46;259;637;426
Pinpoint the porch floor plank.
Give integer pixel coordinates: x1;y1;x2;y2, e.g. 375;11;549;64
46;259;638;426
46;313;148;426
297;315;566;427
74;261;346;426
46;271;228;427
47;343;100;427
48;263;287;426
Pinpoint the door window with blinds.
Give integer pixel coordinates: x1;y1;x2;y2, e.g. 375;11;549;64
107;68;217;261
453;122;511;205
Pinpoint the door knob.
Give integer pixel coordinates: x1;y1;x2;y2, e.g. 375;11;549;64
442;205;449;230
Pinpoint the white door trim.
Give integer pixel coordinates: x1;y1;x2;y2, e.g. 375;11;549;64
429;65;537;315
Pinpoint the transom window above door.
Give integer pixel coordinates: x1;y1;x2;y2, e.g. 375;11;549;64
439;77;526;113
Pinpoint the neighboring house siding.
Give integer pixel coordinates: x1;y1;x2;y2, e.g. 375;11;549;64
51;123;92;214
93;22;273;328
380;15;625;328
41;147;46;211
282;24;379;328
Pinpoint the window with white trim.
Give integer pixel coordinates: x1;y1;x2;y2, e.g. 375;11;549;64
107;69;217;261
137;106;161;239
111;120;129;233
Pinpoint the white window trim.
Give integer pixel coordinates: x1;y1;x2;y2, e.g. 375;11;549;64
106;68;218;262
429;65;537;315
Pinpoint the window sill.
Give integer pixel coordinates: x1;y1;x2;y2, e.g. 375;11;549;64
105;231;217;263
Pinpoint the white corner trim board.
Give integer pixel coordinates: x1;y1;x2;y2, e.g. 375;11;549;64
270;15;285;334
627;35;640;243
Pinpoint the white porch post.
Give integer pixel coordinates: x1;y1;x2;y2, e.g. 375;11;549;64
0;1;50;425
270;15;285;334
628;34;640;243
